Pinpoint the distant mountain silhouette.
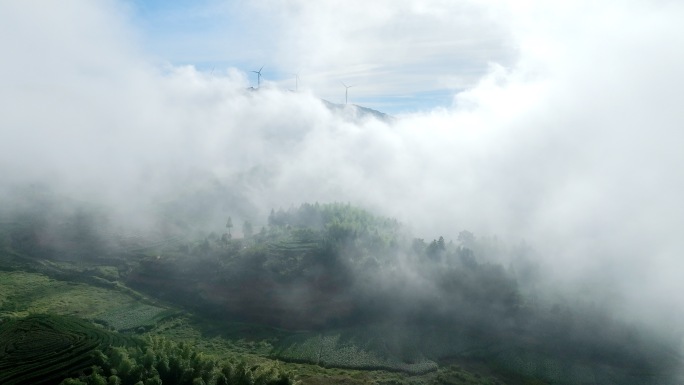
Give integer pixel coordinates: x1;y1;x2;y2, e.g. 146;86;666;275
244;86;393;122
320;99;394;123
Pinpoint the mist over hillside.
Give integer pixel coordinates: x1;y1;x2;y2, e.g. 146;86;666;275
2;1;684;381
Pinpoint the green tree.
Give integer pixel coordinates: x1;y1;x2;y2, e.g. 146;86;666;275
110;348;136;383
142;348;156;369
242;220;254;238
457;230;476;248
221;233;231;246
226;217;233;235
60;332;296;385
86;370;107;385
412;238;427;254
144;376;162;385
61;379;87;385
437;236;445;249
426;237;445;260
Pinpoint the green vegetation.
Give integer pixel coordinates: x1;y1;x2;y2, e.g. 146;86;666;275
95;304;172;332
0;314;137;385
1;197;682;385
432;365;505;385
0;271;124;318
0;271;169;325
274;331;438;374
59;336;297;385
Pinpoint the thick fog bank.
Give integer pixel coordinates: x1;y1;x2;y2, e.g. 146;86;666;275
2;0;684;355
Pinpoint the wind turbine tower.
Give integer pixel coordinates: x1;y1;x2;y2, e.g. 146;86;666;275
251;66;264;88
342;82;354;104
291;73;300;92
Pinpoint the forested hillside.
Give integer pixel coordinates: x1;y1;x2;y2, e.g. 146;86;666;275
1;195;682;384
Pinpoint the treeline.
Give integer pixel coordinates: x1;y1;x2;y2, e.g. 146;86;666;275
61;336;296;385
268;202;401;239
195;202;404;266
129;202;524;331
0;314;296;385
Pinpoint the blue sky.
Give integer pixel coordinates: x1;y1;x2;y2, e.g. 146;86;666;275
122;0;515;114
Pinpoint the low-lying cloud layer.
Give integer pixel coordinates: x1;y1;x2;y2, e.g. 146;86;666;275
2;0;684;344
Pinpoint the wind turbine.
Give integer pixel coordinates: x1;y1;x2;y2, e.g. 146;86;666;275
251;66;264;88
290;72;300;91
341;82;354;104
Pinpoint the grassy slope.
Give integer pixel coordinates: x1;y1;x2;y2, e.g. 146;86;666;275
0;268;507;385
0;270;126;317
0;313;138;385
0;270;169;331
1;239;673;384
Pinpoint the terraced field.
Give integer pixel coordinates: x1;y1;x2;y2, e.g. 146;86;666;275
0;314;137;385
95;303;173;331
110;232;189;254
0;271;520;383
261;233;324;276
146;316;451;385
274;329;438;374
0;271;151;319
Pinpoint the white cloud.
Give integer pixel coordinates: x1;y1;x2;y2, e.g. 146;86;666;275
126;0;516;108
2;0;684;337
263;0;516;102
